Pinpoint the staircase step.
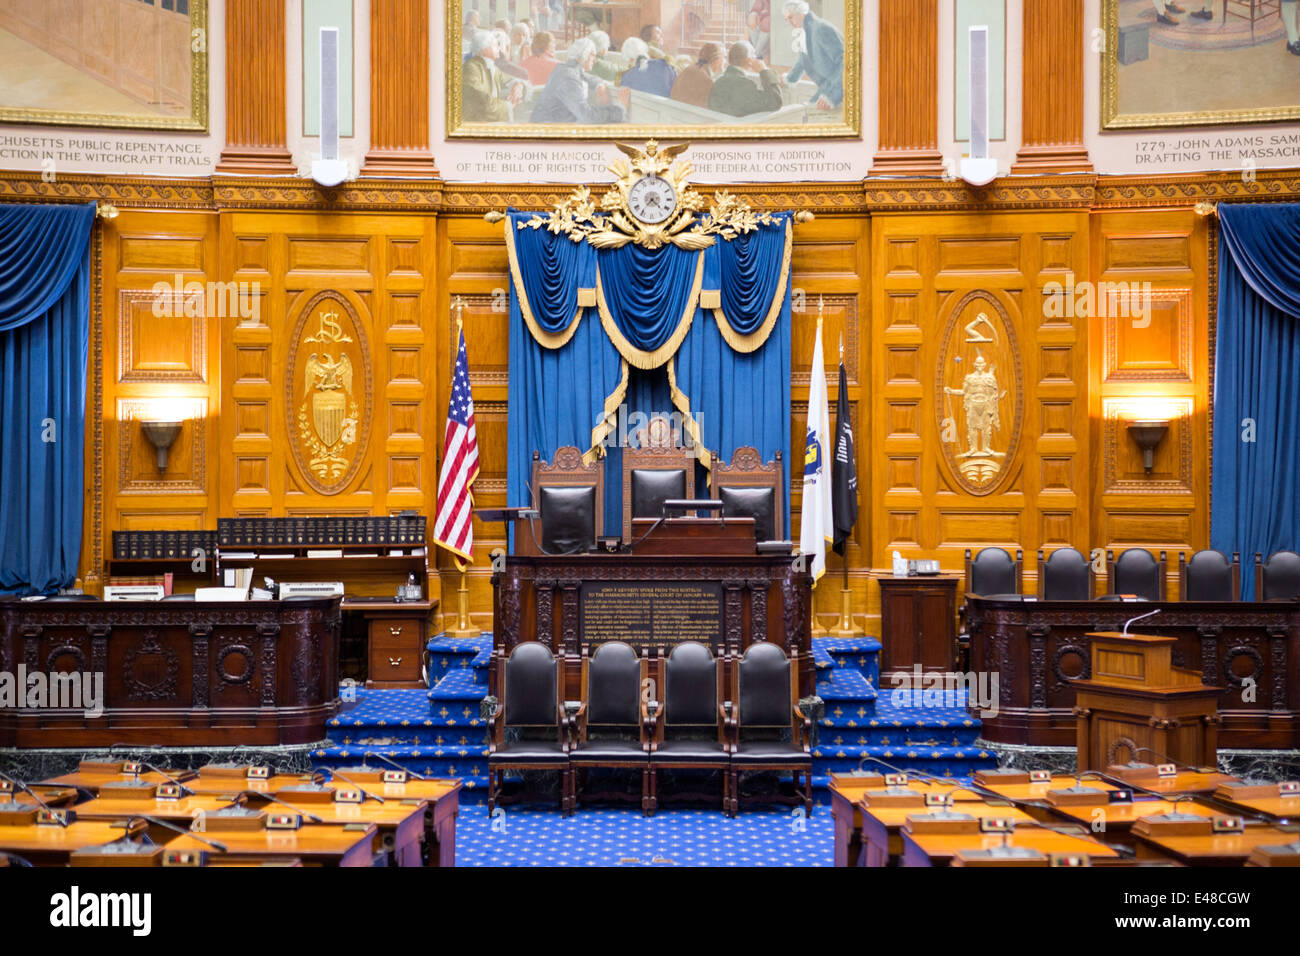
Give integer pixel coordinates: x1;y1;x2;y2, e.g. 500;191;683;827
815;668;877;702
812;742;998;778
428;668;490;702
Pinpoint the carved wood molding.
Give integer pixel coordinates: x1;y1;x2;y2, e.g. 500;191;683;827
1094;170;1300;207
863;177;1096;211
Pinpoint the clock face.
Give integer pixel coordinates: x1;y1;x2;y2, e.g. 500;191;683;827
627;174;677;225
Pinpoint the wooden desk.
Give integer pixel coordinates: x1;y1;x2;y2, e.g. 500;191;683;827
864;803;1036;867
355;776;462;867
0;597;341;747
1049;798;1218;848
347;599;435;689
265;798;429;867
964;595;1300;749
0;819;151;866
877;575;959;681
41;768;198;793
1212;792;1300;820
164;823;378;867
1132;823;1299;866
186;771;320;796
73;793;244;826
975;774;1120;804
902;826;1121;867
829;776;874;866
1109;770;1238;796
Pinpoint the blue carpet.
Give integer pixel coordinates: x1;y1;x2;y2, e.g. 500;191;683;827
315;634;997;791
457;805;832;866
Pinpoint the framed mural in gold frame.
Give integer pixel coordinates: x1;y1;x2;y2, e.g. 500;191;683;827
1102;0;1300;129
0;0;208;132
446;0;860;139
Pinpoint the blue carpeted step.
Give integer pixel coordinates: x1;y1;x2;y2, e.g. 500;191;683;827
814;636;881;686
816;724;983;747
812;643;836;671
812;744;997;778
427;667;491;703
426;633;492;685
313;742;490;786
815;668;877;703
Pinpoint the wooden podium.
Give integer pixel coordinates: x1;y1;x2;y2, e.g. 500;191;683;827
1072;632;1220;771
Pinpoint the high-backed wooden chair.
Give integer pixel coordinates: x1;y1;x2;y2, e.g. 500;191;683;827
647;642;730;815
1107;548;1166;601
622;420;696;541
1037;547;1093;601
728;642;813;816
710;446;784;543
531;446;603;554
963;547;1023;596
568;642;654;813
1256;550;1300;601
1179;550;1239;602
487;642;571;815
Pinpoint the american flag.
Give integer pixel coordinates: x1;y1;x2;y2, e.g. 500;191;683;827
432;326;479;566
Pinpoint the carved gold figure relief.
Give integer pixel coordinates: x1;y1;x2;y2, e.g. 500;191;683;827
936;294;1023;497
297;309;359;481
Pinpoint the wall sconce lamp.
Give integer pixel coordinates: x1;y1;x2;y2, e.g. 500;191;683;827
140;420;182;472
1127;420;1169;475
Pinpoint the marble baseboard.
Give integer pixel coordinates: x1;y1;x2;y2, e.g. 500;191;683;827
976;739;1300;781
0;743;324;782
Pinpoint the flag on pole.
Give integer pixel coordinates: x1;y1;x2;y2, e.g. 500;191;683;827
831;345;858;556
432;323;480;568
799;313;833;584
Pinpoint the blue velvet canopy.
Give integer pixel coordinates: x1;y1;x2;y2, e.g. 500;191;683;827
505;209;793;539
1212;202;1300;598
0;202;95;594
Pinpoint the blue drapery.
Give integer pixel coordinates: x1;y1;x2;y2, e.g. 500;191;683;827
506;213;792;542
506;213;596;335
1211;203;1300;599
596;243;700;359
0;202;95;594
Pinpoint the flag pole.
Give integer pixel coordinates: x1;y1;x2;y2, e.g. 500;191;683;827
832;324;856;638
445;296;480;639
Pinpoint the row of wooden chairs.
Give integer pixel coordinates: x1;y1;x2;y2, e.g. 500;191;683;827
485;640;813;817
963;546;1300;602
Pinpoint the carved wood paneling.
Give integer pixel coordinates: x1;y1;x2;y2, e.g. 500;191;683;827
871;0;942;175
216;0;292;174
362;0;438;177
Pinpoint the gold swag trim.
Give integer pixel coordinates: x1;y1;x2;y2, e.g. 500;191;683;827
711;218;792;354
585;359;630;466
666;357;713;471
505;219;586;350
595;251;703;370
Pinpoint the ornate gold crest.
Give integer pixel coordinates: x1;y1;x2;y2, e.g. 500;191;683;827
297;309;359;482
501;140;805;251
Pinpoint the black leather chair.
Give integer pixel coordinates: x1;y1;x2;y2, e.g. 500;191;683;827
568;642;653;813
1256;550;1300;601
1037;547;1092;601
622;439;695;542
1179;550;1239;602
487;642;572;815
647;641;730;815
711;446;784;543
1107;548;1166;602
532;446;603;554
728;642;813;817
964;547;1023;596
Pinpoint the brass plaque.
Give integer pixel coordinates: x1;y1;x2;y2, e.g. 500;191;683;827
579;582;723;646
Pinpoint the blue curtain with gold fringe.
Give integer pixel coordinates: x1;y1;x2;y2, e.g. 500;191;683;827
505;209;792;540
0;202;95;594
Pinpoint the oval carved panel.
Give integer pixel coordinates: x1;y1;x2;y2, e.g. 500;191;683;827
285;290;373;495
934;290;1023;496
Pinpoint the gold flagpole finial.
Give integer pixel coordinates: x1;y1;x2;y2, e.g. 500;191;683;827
817;294;825;328
839;333;844;360
453;296;465;333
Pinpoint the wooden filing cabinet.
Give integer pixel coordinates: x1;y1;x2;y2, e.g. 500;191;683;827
876;575;959;683
353;602;433;689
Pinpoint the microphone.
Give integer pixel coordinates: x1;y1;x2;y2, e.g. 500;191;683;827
121;814;228;854
363;751;429;780
854;757;982;799
1121;608;1161;637
0;770;69;827
136;760;195;797
318;767;385;803
246;790;324;823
